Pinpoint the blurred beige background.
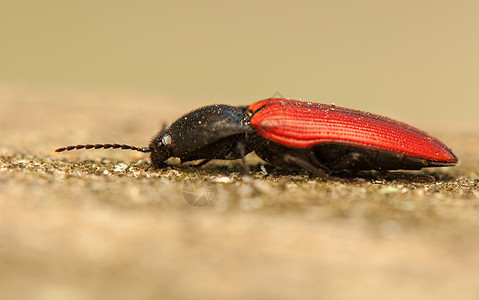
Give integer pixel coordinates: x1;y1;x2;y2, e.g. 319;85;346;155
0;0;478;130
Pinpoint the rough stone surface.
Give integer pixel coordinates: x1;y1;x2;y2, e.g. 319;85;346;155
1;84;478;299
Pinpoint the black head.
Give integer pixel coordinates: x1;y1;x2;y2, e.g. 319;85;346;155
148;104;252;169
148;126;170;168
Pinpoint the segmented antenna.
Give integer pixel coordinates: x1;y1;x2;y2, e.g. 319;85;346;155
55;144;151;153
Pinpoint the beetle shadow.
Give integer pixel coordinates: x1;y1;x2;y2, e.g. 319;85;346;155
164;154;458;183
333;170;458;183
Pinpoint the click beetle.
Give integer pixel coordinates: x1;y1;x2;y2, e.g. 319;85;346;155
55;98;458;179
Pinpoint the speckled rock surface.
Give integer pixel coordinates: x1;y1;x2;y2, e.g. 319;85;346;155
1;84;479;299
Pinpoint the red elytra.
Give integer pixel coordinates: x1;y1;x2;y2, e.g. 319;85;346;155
249;98;457;165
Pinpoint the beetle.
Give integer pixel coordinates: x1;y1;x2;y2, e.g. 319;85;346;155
55;98;458;179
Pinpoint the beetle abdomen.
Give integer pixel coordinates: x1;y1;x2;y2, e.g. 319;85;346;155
249;99;457;165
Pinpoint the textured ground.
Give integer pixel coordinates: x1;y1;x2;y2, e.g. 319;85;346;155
1;84;479;300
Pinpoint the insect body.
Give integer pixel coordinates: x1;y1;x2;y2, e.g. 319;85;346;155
55;98;458;178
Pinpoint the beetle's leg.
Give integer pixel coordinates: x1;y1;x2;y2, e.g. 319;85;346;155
191;159;211;168
375;167;435;182
352;159;437;183
328;152;388;180
378;168;389;176
236;141;250;173
384;172;436;183
284;154;338;180
326;152;366;170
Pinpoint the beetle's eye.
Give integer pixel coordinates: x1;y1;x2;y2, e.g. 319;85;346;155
161;134;172;146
